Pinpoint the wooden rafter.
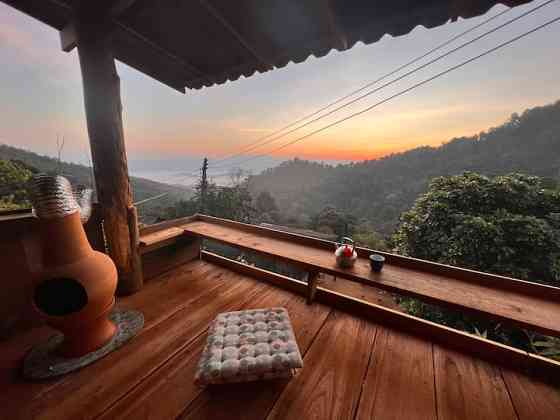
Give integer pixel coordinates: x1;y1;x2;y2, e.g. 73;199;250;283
109;0;139;17
197;0;273;72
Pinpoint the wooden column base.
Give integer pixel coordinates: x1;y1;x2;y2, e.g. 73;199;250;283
307;271;319;304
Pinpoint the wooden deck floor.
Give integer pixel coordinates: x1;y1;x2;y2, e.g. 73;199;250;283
1;259;559;420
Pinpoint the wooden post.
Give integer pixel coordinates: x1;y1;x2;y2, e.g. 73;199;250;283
200;157;208;213
76;19;142;294
307;270;319;304
127;205;144;291
83;203;106;253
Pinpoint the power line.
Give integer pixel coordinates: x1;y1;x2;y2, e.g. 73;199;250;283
200;157;208;213
134;192;170;206
170;162;244;185
214;15;560;170
209;3;542;168
210;0;556;170
132;4;558;206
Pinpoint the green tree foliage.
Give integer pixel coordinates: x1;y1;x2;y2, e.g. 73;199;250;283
352;219;387;250
171;176;256;223
308;207;386;249
393;172;560;351
0;144;192;223
309;206;356;238
393;172;560;286
0;159;36;210
255;191;279;222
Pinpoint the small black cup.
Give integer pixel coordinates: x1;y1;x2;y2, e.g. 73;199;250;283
369;254;385;272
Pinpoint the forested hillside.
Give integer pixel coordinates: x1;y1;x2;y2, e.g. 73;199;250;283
249;100;560;234
0;144;192;221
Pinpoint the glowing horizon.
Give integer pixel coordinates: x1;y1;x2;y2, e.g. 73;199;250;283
1;2;560;166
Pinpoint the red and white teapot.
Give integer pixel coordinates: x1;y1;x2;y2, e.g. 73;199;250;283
334;237;357;268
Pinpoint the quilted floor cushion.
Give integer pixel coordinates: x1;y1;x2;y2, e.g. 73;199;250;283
195;307;303;385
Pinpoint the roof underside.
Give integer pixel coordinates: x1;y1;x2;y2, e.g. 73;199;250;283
3;0;532;92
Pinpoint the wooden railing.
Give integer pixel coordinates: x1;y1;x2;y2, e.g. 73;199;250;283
138;215;560;376
140;214;560;338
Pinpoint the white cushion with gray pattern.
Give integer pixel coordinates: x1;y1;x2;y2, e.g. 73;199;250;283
194;307;303;385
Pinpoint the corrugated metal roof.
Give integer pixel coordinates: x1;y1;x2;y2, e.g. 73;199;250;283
2;0;533;92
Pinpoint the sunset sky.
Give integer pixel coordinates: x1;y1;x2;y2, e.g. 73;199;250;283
1;1;560;173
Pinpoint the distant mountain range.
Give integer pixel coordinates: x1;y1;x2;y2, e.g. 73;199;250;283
248;100;560;234
0;144;193;221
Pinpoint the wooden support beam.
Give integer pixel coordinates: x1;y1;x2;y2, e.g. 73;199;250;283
84;202;106;252
60;21;77;52
127;205;144;289
198;0;273;71
307;270;319;304
59;1;196;92
110;0;139;17
60;0;139;53
76;19;142;294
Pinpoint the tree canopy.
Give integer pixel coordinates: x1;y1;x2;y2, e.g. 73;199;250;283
0;159;35;210
393;172;560;287
169;176;256;223
392;172;560;353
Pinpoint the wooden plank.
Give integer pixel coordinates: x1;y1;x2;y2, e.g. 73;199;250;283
140;227;185;248
60;21;77;52
317;287;548;372
3;263;265;420
101;334;208;420
202;251;307;296
4;257;559;420
99;286;285;420
185;219;560;337
197;215;560;300
501;367;560;420
27;274;266;420
180;291;332;420
356;328;437;420
117;260;227;327
319;273;400;310
142;237;200;280
84;202;106;252
265;310;376;420
0;326;62;418
0;260;221;419
434;345;518;420
127;205;144;290
306;270;319;304
0;326;54;389
0;209;33;222
139;215;199;236
202;254;560;376
0;261;213;394
104;276;331;420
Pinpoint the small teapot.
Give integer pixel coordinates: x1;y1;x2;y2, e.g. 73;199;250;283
334;237;357;268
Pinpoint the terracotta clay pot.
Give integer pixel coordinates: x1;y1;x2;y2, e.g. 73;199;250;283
32;211;118;358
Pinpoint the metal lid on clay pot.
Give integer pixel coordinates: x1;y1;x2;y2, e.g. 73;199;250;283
31;174;80;219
